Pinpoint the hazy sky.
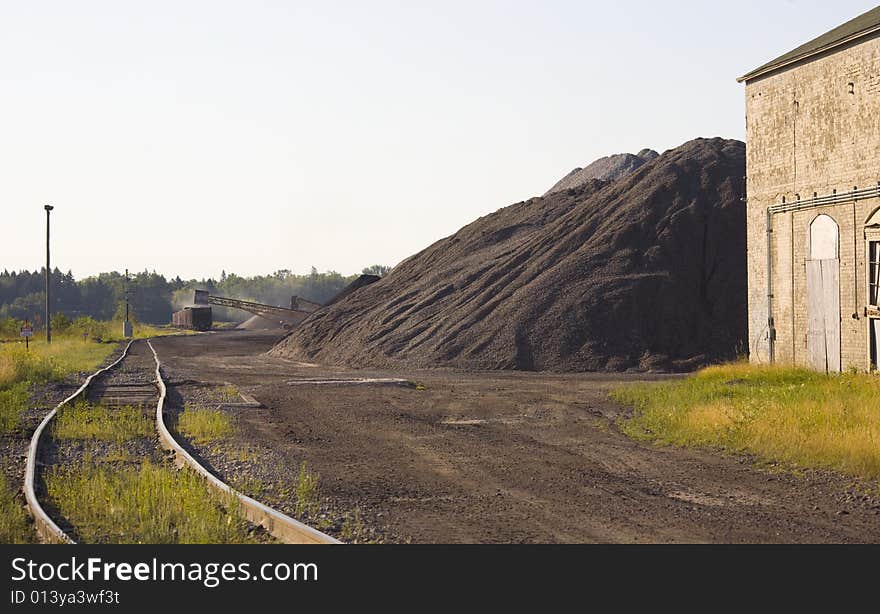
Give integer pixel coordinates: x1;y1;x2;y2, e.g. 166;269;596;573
2;1;877;280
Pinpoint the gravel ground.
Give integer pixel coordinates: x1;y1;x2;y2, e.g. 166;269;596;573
152;331;880;544
163;374;390;542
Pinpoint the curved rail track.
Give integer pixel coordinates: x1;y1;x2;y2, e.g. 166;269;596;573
24;338;338;544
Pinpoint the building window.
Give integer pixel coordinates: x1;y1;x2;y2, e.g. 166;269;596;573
810;214;839;260
870;240;880;309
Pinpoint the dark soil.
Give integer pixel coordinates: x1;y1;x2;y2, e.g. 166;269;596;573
152;332;880;544
272;138;747;373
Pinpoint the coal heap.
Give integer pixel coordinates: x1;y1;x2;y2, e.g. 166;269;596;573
545;148;659;196
271;138;746;372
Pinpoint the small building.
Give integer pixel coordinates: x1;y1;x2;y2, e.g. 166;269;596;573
738;7;880;372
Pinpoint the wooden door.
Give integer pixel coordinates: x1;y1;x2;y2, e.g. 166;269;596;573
806;216;841;373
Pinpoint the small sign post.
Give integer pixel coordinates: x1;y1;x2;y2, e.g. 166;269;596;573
20;320;34;350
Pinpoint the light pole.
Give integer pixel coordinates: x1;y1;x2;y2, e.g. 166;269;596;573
123;269;132;338
44;204;54;344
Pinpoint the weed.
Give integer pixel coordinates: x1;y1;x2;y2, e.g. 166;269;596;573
612;361;880;480
219;384;240;402
177;406;233;445
295;461;320;518
231;476;267;498
52;402;152;443
45;462;266;544
341;507;368;543
0;383;30;434
0;474;33;544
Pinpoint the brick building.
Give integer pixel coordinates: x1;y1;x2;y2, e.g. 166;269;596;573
739;7;880;372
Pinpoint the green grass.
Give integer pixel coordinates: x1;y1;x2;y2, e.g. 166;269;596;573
45;462;267;544
52;402;153;443
0;383;30;435
0;323;190;545
219;384;240;402
177;406;233;445
0;337;117;390
340;507;368;542
49;317;191;344
295;461;320;518
32;338;119;377
0;335;120;544
0;474;33;544
612;362;880;480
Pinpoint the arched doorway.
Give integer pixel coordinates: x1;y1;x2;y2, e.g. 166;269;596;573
806;214;841;372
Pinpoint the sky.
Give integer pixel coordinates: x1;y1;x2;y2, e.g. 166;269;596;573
1;0;877;280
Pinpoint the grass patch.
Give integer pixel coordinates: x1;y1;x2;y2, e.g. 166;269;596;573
30;338;118;379
52;402;152;443
45;462;265;544
0;338;117;436
295;461;320;518
341;507;368;542
0;320;185;434
612;362;880;480
177;406;233;445
219;384;240;402
0;474;33;544
0;383;30;434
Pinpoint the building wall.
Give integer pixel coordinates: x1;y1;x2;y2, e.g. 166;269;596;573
745;33;880;370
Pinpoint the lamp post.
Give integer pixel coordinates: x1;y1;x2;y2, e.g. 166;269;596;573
44;204;54;344
123;269;132;338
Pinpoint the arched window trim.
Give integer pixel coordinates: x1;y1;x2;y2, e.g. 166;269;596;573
808;213;840;261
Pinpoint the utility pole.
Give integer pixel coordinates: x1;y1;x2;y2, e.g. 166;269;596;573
123;269;132;338
44;204;54;344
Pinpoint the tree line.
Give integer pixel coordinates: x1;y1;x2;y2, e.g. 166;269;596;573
0;265;389;326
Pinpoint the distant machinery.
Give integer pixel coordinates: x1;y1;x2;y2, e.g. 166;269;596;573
171;290;321;331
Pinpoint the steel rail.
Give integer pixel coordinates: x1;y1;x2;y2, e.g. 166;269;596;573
148;340;339;544
24;339;135;544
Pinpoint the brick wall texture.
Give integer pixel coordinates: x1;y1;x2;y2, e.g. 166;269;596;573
745;34;880;371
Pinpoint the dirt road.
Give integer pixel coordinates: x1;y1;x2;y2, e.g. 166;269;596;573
151;331;880;543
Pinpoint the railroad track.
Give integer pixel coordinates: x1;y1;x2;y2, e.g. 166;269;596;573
24;338;338;544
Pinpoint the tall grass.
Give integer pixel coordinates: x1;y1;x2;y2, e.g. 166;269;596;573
52;402;153;443
0;474;33;544
0;344;61;389
0;339;116;436
0;383;30;434
177;406;233;445
612;362;880;480
39;316;187;344
46;463;265;544
295;461;320;518
0;322;184;544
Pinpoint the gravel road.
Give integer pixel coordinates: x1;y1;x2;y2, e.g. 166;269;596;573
151;331;880;543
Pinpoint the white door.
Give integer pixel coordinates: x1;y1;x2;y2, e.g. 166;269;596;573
806;216;841;373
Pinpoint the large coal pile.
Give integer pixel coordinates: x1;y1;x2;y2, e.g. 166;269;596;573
271;138;746;372
545;148;658;196
326;274;381;306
